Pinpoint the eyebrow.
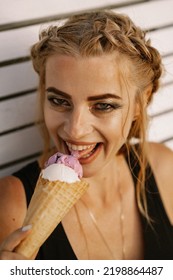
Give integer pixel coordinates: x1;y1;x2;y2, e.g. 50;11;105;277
46;87;72;100
46;87;122;101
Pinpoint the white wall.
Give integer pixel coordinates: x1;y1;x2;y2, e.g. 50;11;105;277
0;0;173;177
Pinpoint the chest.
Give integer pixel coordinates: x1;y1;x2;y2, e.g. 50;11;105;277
61;156;145;259
62;192;144;260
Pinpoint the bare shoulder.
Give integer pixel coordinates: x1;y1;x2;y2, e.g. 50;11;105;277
0;176;27;243
146;142;173;223
146;141;173;171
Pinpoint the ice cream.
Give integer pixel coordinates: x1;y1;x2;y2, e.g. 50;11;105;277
43;152;83;182
15;152;89;259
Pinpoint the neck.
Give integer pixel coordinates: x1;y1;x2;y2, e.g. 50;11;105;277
82;154;123;205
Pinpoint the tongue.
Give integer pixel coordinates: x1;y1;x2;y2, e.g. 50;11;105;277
70;150;80;158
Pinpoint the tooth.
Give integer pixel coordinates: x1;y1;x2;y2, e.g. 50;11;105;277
66;142;95;151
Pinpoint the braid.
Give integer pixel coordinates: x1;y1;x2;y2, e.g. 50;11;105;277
31;11;162;94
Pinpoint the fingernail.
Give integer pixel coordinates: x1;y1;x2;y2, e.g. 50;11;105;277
21;225;32;232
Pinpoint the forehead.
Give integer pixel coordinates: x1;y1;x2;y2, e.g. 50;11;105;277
45;53;135;98
46;53;120;76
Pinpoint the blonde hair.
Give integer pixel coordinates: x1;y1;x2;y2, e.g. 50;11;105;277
31;10;163;219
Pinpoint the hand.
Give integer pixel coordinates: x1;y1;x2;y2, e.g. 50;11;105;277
0;225;32;260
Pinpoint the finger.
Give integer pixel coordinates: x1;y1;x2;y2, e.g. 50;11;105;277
0;250;28;260
0;225;32;252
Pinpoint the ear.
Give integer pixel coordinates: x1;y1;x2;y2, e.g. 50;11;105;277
133;85;152;121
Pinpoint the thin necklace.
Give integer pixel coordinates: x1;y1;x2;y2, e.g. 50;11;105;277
74;204;90;259
80;199;116;259
75;169;126;260
118;181;126;259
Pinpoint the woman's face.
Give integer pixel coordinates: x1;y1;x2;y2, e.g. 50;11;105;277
44;54;138;177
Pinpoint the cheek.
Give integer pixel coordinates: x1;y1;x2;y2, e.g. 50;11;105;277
100;114;124;144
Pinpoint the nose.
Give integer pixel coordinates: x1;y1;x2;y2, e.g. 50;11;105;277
63;107;94;139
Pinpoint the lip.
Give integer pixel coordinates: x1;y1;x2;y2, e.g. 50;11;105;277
63;139;102;163
64;140;97;146
79;143;102;164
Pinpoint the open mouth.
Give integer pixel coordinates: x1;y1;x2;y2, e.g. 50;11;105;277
65;141;101;163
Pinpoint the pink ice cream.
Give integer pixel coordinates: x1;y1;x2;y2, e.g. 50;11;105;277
42;152;83;182
45;152;82;178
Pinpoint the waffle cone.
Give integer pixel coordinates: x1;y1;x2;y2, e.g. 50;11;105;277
15;175;88;259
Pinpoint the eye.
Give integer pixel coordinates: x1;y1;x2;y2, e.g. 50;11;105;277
47;96;71;108
95;103;113;111
91;102;122;112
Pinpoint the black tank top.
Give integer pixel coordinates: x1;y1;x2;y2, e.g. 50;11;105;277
13;153;173;259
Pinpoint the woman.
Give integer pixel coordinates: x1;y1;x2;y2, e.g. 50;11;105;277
0;10;173;260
